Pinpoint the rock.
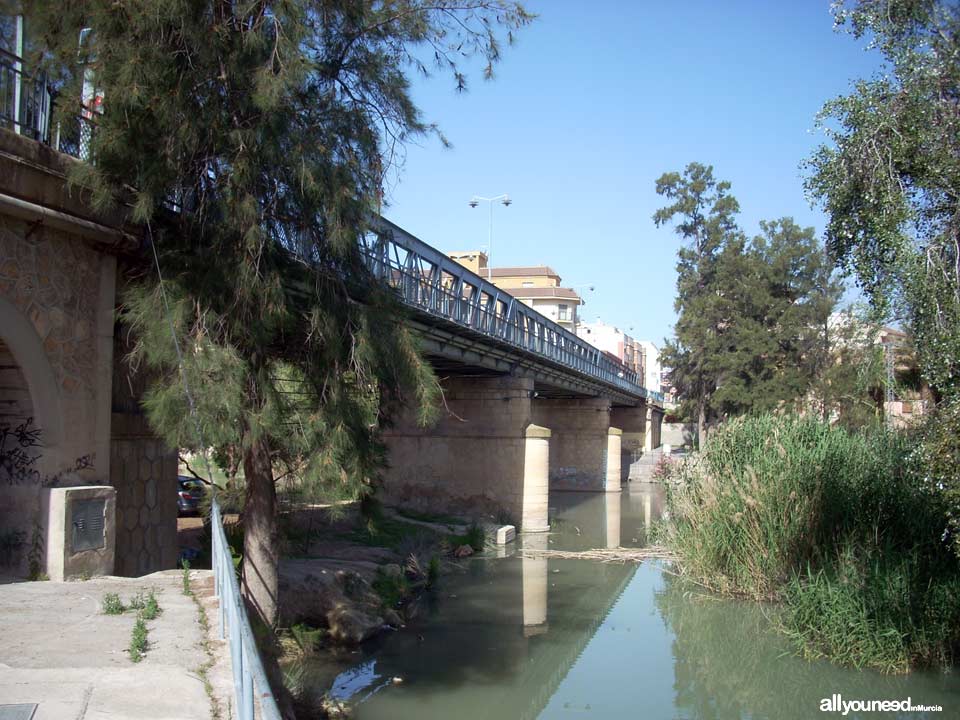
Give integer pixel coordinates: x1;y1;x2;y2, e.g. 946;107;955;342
279;563;387;645
382;608;404;627
327;604;385;645
453;544;474;558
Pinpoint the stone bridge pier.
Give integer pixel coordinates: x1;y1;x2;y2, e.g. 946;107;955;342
531;398;621;493
380;375;551;532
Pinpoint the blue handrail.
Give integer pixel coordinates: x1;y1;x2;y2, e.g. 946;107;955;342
211;497;282;720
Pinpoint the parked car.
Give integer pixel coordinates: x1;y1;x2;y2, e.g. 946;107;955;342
177;476;206;515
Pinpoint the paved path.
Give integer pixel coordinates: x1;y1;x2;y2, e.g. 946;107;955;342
0;570;217;720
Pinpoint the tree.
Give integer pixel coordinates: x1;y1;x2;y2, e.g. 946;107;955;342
21;0;531;626
806;0;960;401
806;0;960;550
655;163;741;446
656;166;841;444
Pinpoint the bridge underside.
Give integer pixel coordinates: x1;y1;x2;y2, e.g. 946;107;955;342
411;316;646;406
381;333;665;531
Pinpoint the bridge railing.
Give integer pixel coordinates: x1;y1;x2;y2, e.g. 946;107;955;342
363;217;663;401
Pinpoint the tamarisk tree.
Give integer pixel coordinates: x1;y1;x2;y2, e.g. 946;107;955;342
22;0;531;625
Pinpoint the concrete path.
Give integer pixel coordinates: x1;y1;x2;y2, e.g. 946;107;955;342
0;570;217;720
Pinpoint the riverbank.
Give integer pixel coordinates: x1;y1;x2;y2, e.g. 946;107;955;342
662;414;960;673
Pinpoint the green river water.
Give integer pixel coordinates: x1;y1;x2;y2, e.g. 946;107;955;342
302;484;958;719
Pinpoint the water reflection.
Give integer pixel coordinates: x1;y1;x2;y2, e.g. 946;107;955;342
306;488;957;720
655;573;959;719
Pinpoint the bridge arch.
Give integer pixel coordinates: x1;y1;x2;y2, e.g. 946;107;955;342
0;294;63;452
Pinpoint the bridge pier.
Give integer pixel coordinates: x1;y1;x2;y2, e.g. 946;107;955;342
380;375;551;532
531;398;621;493
611;404;646;482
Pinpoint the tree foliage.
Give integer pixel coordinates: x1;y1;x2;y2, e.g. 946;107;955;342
806;0;960;401
19;0;531;623
656;164;840;443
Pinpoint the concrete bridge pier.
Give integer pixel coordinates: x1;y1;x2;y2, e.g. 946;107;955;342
531;398;621;493
380;375;551;532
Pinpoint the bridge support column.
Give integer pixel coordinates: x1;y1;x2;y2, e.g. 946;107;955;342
612;404;647;481
381;376;550;532
531;398;620;492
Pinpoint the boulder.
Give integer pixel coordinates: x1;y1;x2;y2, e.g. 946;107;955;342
453;544;474;558
279;563;386;645
327;604;385;645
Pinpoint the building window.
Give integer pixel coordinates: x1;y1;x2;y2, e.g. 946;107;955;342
557;304;569;321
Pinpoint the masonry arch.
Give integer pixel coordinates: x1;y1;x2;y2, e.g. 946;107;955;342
0;295;63;453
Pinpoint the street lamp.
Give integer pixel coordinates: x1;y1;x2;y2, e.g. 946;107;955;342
469;194;511;281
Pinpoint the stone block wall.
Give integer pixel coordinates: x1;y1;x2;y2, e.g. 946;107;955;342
532;397;612;491
109;326;178;577
381;375;538;527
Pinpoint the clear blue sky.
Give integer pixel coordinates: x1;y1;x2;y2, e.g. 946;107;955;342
382;0;883;347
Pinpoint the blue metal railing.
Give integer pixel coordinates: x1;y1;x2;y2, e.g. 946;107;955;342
363;217;665;403
211;498;282;720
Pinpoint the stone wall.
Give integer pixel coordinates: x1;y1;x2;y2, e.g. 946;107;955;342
532;397;613;491
109;322;178;577
0;217;113;576
381;376;538;527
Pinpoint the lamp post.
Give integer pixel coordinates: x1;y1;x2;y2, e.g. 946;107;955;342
469;194;511;281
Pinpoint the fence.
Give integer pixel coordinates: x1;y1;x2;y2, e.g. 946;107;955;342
211;497;282;720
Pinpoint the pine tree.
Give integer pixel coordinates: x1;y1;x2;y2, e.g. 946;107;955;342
21;0;531;625
656;165;841;444
654;163;740;446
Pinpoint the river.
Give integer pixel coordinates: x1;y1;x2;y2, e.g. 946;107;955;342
300;484;958;719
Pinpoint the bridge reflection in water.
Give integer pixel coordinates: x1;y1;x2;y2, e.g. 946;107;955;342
301;486;665;720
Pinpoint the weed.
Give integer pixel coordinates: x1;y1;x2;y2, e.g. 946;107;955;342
102;592;125;615
372;567;410;608
129;590;162;620
427;554;440;587
129;615;148;662
181;559;191;595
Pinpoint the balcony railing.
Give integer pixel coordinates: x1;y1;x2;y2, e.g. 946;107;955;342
0;48;97;160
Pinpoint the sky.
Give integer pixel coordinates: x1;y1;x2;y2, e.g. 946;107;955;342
381;0;885;347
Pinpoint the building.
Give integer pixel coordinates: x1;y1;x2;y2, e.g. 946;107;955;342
447;251;586;333
575;321;664;396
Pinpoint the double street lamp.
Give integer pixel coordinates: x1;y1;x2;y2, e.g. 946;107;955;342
469;194;511;280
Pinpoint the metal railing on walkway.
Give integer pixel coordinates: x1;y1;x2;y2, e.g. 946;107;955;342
211;497;282;720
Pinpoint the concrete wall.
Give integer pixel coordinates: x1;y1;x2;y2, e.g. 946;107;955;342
661;422;695;448
381;375;546;529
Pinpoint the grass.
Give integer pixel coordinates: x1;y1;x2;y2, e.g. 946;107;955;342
181;560;192;595
450;522;485;552
372;567;411;608
664;413;960;672
129;590;162;620
129;615;148;662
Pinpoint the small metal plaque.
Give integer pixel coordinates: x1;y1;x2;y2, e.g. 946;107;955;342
71;499;106;552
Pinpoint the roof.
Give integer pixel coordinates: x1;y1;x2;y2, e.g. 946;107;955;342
490;266;559;278
508;287;583;301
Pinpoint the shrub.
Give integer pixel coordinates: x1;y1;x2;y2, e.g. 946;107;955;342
129;615;148;662
102;593;125;615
